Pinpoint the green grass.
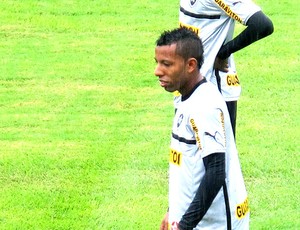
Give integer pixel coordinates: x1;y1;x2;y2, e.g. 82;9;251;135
0;0;299;229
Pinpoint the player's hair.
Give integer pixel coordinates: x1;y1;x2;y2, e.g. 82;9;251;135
156;27;204;69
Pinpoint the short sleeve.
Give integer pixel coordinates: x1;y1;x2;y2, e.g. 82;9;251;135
218;0;261;24
190;108;226;158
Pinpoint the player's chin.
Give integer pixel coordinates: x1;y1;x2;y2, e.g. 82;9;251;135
164;86;176;93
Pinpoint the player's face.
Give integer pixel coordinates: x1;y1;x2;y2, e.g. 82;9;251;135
154;44;188;93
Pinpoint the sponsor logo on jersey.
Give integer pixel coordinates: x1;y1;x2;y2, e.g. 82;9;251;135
214;0;242;23
204;131;224;147
170;149;182;166
220;111;226;146
190;118;202;150
226;72;240;86
236;197;250;219
179;22;200;36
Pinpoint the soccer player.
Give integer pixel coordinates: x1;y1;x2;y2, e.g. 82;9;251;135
155;28;249;230
179;0;274;137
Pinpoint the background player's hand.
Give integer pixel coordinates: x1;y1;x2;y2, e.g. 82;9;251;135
160;212;169;230
170;221;180;230
214;57;229;72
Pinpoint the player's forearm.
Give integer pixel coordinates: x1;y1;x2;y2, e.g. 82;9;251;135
178;152;225;230
217;11;274;60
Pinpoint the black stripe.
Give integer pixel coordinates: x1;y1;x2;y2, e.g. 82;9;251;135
223;183;232;230
172;132;196;145
180;6;221;19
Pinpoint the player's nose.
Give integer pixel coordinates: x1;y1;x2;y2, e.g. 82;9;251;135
154;64;163;77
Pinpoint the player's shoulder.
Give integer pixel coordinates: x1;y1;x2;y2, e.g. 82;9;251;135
197;80;222;97
180;0;216;11
195;81;226;107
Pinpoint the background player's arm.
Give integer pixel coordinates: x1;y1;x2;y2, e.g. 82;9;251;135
178;152;225;229
216;11;274;61
160;212;169;230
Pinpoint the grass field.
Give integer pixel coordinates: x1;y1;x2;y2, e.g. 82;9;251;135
0;0;299;229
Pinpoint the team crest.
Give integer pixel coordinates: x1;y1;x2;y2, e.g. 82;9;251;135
177;114;184;128
190;0;197;7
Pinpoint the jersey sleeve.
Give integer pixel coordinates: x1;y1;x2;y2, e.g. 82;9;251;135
216;0;261;25
190;108;226;158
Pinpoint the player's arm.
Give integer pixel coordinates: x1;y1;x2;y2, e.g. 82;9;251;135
178;152;225;230
216;11;274;60
160;212;169;230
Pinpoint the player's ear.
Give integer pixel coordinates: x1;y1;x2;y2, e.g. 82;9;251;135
186;58;198;73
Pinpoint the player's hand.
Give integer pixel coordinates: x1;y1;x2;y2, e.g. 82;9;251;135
160;212;169;230
214;57;229;72
170;222;180;230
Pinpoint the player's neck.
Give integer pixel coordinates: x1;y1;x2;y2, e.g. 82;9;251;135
181;73;204;99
